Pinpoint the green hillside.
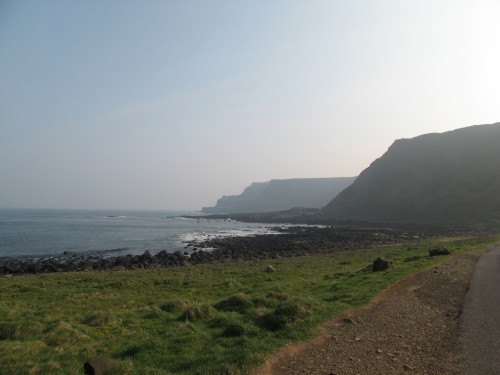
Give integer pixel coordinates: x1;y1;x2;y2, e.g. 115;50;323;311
323;123;500;221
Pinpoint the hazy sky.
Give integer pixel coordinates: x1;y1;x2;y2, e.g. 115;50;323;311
1;0;499;211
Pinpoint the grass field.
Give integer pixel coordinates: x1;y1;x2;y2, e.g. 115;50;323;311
0;235;497;374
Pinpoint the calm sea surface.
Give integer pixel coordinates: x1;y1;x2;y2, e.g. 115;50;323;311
0;209;278;259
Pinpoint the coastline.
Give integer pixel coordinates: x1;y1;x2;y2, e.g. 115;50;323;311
0;224;483;276
0;208;279;261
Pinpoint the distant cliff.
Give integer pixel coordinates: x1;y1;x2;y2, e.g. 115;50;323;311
202;177;356;214
323;122;500;220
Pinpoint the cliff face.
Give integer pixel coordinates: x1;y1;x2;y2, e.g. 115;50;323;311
202;177;356;214
323;123;500;220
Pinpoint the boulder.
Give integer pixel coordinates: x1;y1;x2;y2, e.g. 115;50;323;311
83;356;115;375
140;250;154;262
372;257;393;272
429;246;450;256
4;262;21;274
114;256;129;267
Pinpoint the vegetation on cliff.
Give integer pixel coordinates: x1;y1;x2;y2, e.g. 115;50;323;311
324;123;500;221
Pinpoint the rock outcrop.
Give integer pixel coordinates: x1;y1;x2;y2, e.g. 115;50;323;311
203;177;356;214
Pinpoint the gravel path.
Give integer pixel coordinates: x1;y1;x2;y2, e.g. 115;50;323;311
253;247;494;375
461;245;500;375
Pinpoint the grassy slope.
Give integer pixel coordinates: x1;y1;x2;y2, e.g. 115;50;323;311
0;235;497;375
324;124;500;220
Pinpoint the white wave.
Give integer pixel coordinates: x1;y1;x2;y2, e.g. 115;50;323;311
178;226;283;248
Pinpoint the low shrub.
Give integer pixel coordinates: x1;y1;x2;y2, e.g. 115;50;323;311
265;291;290;302
119;344;143;358
160;300;187;313
82;312;117;327
144;306;162;319
215;293;253;313
43;321;90;346
261;300;312;331
252;297;277;308
222;324;247;337
182;304;216;322
0;321;43;340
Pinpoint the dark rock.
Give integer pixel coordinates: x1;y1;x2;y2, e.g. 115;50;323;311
114;256;129;267
140;250;153;262
156;250;168;258
130;255;140;264
372;257;393;272
429;246;450;256
83;356;115;375
42;262;58;273
5;262;21;274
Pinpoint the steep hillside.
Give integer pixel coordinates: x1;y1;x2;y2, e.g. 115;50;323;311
203;177;356;214
323;123;500;220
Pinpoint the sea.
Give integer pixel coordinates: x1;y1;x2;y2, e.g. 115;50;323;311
0;209;281;259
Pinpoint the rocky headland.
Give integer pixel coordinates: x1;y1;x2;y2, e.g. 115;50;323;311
203;177;356;214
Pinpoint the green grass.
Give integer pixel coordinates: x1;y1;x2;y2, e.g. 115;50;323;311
0;235;497;374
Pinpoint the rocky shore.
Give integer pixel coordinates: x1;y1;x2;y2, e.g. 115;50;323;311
0;225;483;276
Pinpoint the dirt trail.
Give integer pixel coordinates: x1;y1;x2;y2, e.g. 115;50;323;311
253;248;493;375
461;245;500;374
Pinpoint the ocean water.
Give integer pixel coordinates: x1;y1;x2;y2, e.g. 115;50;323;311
0;209;280;259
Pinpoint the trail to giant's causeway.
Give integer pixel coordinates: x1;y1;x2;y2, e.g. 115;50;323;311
253;245;498;375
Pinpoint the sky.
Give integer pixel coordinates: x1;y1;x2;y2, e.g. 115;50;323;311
1;0;499;211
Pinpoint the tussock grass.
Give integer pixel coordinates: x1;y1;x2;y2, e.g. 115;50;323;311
215;293;253;313
261;300;313;331
159;300;187;313
0;235;497;374
182;303;217;322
